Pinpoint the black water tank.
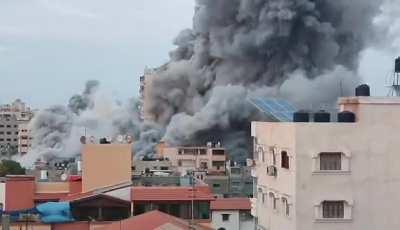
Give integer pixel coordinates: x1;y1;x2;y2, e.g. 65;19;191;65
396;57;400;73
338;111;356;123
293;110;310;122
314;110;330;122
355;84;370;96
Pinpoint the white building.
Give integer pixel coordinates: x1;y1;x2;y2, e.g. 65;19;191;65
211;198;255;230
251;95;400;230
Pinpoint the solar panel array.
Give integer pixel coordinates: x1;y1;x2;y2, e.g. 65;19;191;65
249;97;297;122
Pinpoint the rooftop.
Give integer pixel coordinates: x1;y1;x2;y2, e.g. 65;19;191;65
211;198;251;211
338;96;400;105
97;210;210;230
131;186;215;201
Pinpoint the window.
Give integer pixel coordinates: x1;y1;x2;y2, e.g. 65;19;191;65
222;214;230;221
322;201;344;219
178;160;182;166
6;132;11;135
0;132;3;135
231;182;241;187
212;161;225;170
213;184;221;188
262;193;266;204
281;151;289;169
320;153;341;170
212;149;225;155
160;166;169;170
6;125;11;128
282;198;290;216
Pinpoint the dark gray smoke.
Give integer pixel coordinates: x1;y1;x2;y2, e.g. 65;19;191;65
146;0;385;162
68;80;100;114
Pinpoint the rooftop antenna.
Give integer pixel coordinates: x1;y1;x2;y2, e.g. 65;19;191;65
387;57;400;96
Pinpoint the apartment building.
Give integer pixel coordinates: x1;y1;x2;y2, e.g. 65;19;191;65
159;143;227;175
251;89;400;229
0;99;34;155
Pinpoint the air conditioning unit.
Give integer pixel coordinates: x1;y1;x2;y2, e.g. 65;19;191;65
267;165;277;177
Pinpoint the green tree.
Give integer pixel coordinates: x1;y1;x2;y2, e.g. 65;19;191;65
0;160;26;177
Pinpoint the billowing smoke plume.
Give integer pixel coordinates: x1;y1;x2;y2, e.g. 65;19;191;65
20;0;395;165
146;0;386;161
19;81;163;167
68;80;99;114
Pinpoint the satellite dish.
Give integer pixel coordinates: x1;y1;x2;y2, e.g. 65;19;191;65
126;135;133;144
89;136;96;144
117;135;124;143
61;173;68;181
80;136;86;144
106;136;112;143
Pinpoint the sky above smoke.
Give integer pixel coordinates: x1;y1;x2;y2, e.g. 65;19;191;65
0;0;194;108
0;0;399;109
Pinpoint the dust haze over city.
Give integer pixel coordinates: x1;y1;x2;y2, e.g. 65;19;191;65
1;0;400;229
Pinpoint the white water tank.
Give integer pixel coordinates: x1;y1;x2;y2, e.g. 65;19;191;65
40;170;48;180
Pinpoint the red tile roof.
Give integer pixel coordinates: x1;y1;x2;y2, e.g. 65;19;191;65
97;210;211;230
131;186;215;201
34;193;68;201
211;198;251;211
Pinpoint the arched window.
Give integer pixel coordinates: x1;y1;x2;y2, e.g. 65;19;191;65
281;151;289;169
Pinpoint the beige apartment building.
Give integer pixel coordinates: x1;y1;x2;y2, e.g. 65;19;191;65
0;99;34;155
251;95;400;230
158;142;227;175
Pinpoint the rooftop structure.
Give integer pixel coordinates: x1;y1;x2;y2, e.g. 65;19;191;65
81;144;132;192
211;198;254;230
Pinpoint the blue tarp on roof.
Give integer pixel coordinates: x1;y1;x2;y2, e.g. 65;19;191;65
36;202;74;224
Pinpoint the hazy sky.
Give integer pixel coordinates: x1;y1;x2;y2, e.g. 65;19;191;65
0;0;399;108
0;0;194;108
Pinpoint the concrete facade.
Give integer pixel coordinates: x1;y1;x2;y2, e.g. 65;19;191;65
251;96;400;230
160;145;227;175
82;144;132;192
0;99;33;155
